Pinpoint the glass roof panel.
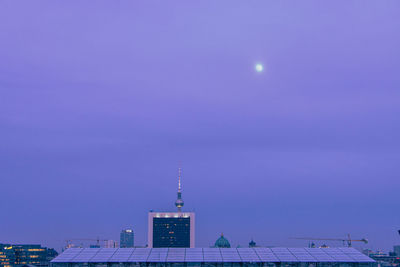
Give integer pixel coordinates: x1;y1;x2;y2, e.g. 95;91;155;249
89;248;117;262
108;248;135;262
52;247;374;263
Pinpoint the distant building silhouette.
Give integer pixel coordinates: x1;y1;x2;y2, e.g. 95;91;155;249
120;229;134;248
364;249;400;266
0;244;57;267
249;239;256;247
104;240;118;248
148;168;195;248
394;245;400;256
214;233;231;248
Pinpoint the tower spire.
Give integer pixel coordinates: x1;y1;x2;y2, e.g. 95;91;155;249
178;167;182;192
175;167;184;212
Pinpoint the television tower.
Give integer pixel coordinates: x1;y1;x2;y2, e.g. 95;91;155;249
175;168;184;212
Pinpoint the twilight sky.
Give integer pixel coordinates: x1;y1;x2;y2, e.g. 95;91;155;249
1;1;399;253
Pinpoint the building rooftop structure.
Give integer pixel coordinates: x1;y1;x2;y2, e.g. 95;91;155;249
214;234;231;248
51;247;375;266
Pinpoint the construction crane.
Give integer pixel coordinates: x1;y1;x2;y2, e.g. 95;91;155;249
290;234;368;247
65;238;108;248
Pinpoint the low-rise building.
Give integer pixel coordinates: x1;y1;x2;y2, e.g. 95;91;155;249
0;244;57;267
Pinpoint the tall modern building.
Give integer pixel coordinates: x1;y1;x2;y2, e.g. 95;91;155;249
148;168;195;248
120;229;134;248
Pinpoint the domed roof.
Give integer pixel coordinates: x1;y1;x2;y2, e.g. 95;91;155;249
214;233;231;248
249;239;256;247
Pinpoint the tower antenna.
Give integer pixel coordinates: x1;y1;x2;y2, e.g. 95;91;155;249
178;167;182;192
175;167;184;212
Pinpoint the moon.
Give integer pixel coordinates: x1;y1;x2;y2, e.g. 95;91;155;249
255;63;263;72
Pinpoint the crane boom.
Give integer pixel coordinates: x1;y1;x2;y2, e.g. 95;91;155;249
290;236;368;247
66;238;109;248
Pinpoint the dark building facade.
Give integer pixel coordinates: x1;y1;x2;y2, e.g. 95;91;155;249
148;212;195;248
120;229;135;248
153;217;190;248
0;244;58;267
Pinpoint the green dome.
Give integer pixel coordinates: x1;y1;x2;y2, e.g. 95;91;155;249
214;233;231;248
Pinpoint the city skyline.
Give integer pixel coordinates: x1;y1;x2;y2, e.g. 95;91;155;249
1;0;400;255
1;168;398;252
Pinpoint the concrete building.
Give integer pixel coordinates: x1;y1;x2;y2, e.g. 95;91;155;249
148;168;195;248
104;240;118;248
120;229;134;248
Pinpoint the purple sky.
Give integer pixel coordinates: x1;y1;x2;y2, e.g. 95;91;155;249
1;1;399;253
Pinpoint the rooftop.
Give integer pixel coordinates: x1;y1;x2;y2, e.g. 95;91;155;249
52;247;374;263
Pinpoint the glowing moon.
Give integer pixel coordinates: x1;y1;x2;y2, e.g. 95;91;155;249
255;63;263;72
